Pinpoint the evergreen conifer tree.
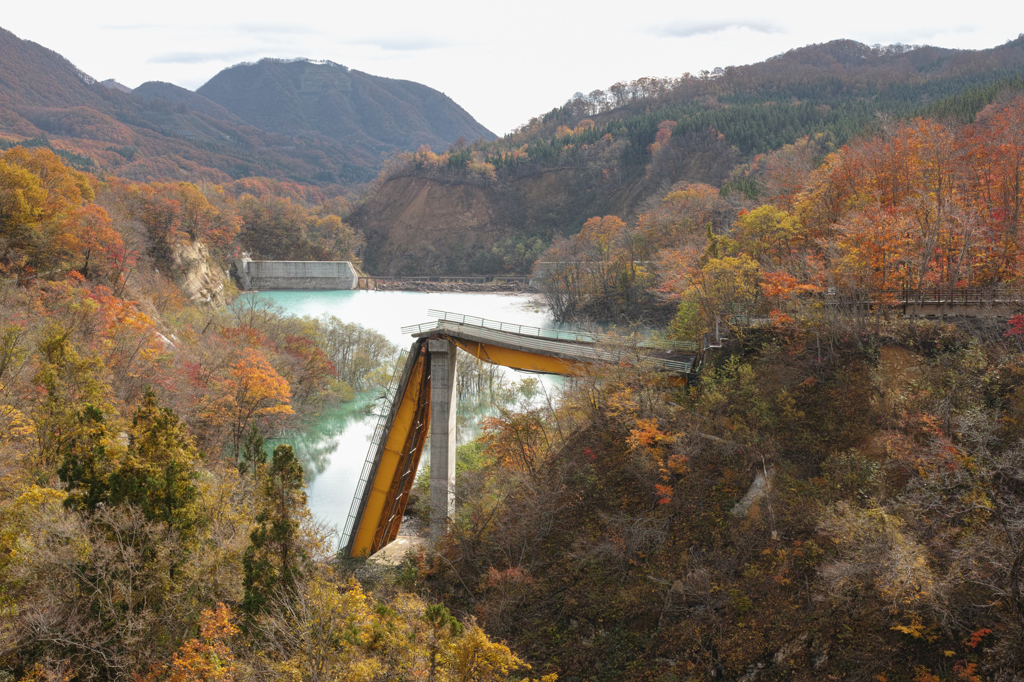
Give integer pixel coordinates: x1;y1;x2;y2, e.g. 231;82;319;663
242;444;309;617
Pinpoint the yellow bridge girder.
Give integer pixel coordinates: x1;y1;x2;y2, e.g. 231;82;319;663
349;349;430;558
448;336;582;376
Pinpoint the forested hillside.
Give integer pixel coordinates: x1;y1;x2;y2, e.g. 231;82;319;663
0;27;494;186
353;37;1024;276
7;27;1024;682
6;89;1024;680
130;81;244;123
404;92;1024;681
0;143;555;680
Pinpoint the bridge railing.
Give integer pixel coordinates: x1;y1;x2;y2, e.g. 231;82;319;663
821;286;1022;305
424;310;597;342
424;310;700;352
356;275;531;289
885;286;1020;304
339;349;410;551
404;318;693;374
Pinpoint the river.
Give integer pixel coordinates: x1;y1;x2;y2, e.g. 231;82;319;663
257;289;560;542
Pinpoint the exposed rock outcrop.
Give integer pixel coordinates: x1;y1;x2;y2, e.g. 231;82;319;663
171;240;229;306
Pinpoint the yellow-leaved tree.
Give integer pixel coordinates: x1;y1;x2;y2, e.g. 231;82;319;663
246;573;553;682
143;602;239;682
205;348;294;460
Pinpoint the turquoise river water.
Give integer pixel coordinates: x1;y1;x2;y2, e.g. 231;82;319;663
257;290;559;542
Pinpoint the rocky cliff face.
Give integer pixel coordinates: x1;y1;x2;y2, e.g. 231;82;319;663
171;240;230;306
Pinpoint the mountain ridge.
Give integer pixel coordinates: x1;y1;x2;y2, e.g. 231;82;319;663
131;81;242;123
197;58;496;154
351;36;1024;275
0;27;495;185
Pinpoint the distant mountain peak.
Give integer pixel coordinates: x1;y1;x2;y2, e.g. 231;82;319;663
220;57;350;74
100;78;132;93
131;81;241;123
197;57;495;152
0;25;496;185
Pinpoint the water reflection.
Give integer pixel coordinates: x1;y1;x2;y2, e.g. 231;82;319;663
267;392;377;480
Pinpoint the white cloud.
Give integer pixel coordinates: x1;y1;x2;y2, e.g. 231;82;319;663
148;50;263;65
652;20;786;39
235;23;323;35
346;36;457;52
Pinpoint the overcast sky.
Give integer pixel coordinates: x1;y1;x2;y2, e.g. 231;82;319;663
4;1;1023;136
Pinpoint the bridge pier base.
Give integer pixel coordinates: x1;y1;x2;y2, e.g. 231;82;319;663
428;339;458;543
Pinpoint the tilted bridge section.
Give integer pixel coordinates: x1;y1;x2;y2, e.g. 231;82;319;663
340;311;697;558
338;288;1024;558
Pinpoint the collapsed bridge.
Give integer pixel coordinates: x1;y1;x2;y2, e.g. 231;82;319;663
339;311;696;558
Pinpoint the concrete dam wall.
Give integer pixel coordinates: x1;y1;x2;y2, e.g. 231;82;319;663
233;259;358;290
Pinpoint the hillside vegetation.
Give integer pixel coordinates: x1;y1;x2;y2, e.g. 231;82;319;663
353;37;1024;276
6;29;1024;682
408;92;1024;680
0;142;561;681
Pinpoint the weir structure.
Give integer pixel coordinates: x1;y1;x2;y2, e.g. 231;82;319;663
340;311;696;558
232;258;358;290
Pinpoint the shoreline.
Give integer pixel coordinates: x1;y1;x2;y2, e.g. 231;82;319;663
363;280;535;294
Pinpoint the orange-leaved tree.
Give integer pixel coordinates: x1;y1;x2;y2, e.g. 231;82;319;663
205;348;294;460
480;412;549;479
143;603;239;682
0;147;96;274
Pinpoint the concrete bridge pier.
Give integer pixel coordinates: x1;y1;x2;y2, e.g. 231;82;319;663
428;339;458;543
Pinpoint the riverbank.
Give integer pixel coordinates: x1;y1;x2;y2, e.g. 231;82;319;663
369;280;534;293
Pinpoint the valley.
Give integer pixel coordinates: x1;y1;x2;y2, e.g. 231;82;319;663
3;24;1024;682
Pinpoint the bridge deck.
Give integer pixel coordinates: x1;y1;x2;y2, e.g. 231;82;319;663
425;310;699;351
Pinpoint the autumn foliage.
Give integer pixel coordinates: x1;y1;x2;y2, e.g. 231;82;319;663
430;95;1024;682
11;52;1024;682
540;96;1024;340
0;144;532;681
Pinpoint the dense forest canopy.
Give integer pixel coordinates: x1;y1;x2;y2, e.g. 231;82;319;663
418;93;1024;681
537;92;1024;327
0;142;556;680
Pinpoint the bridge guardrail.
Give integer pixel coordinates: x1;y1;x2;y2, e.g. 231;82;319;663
339;349;410;551
424;310;700;352
824;286;1023;305
357;275;532;289
404;319;693;374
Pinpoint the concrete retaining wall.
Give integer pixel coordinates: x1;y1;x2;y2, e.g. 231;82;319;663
233;259;358;290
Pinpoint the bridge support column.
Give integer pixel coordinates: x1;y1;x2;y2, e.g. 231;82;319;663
428;339;457;543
